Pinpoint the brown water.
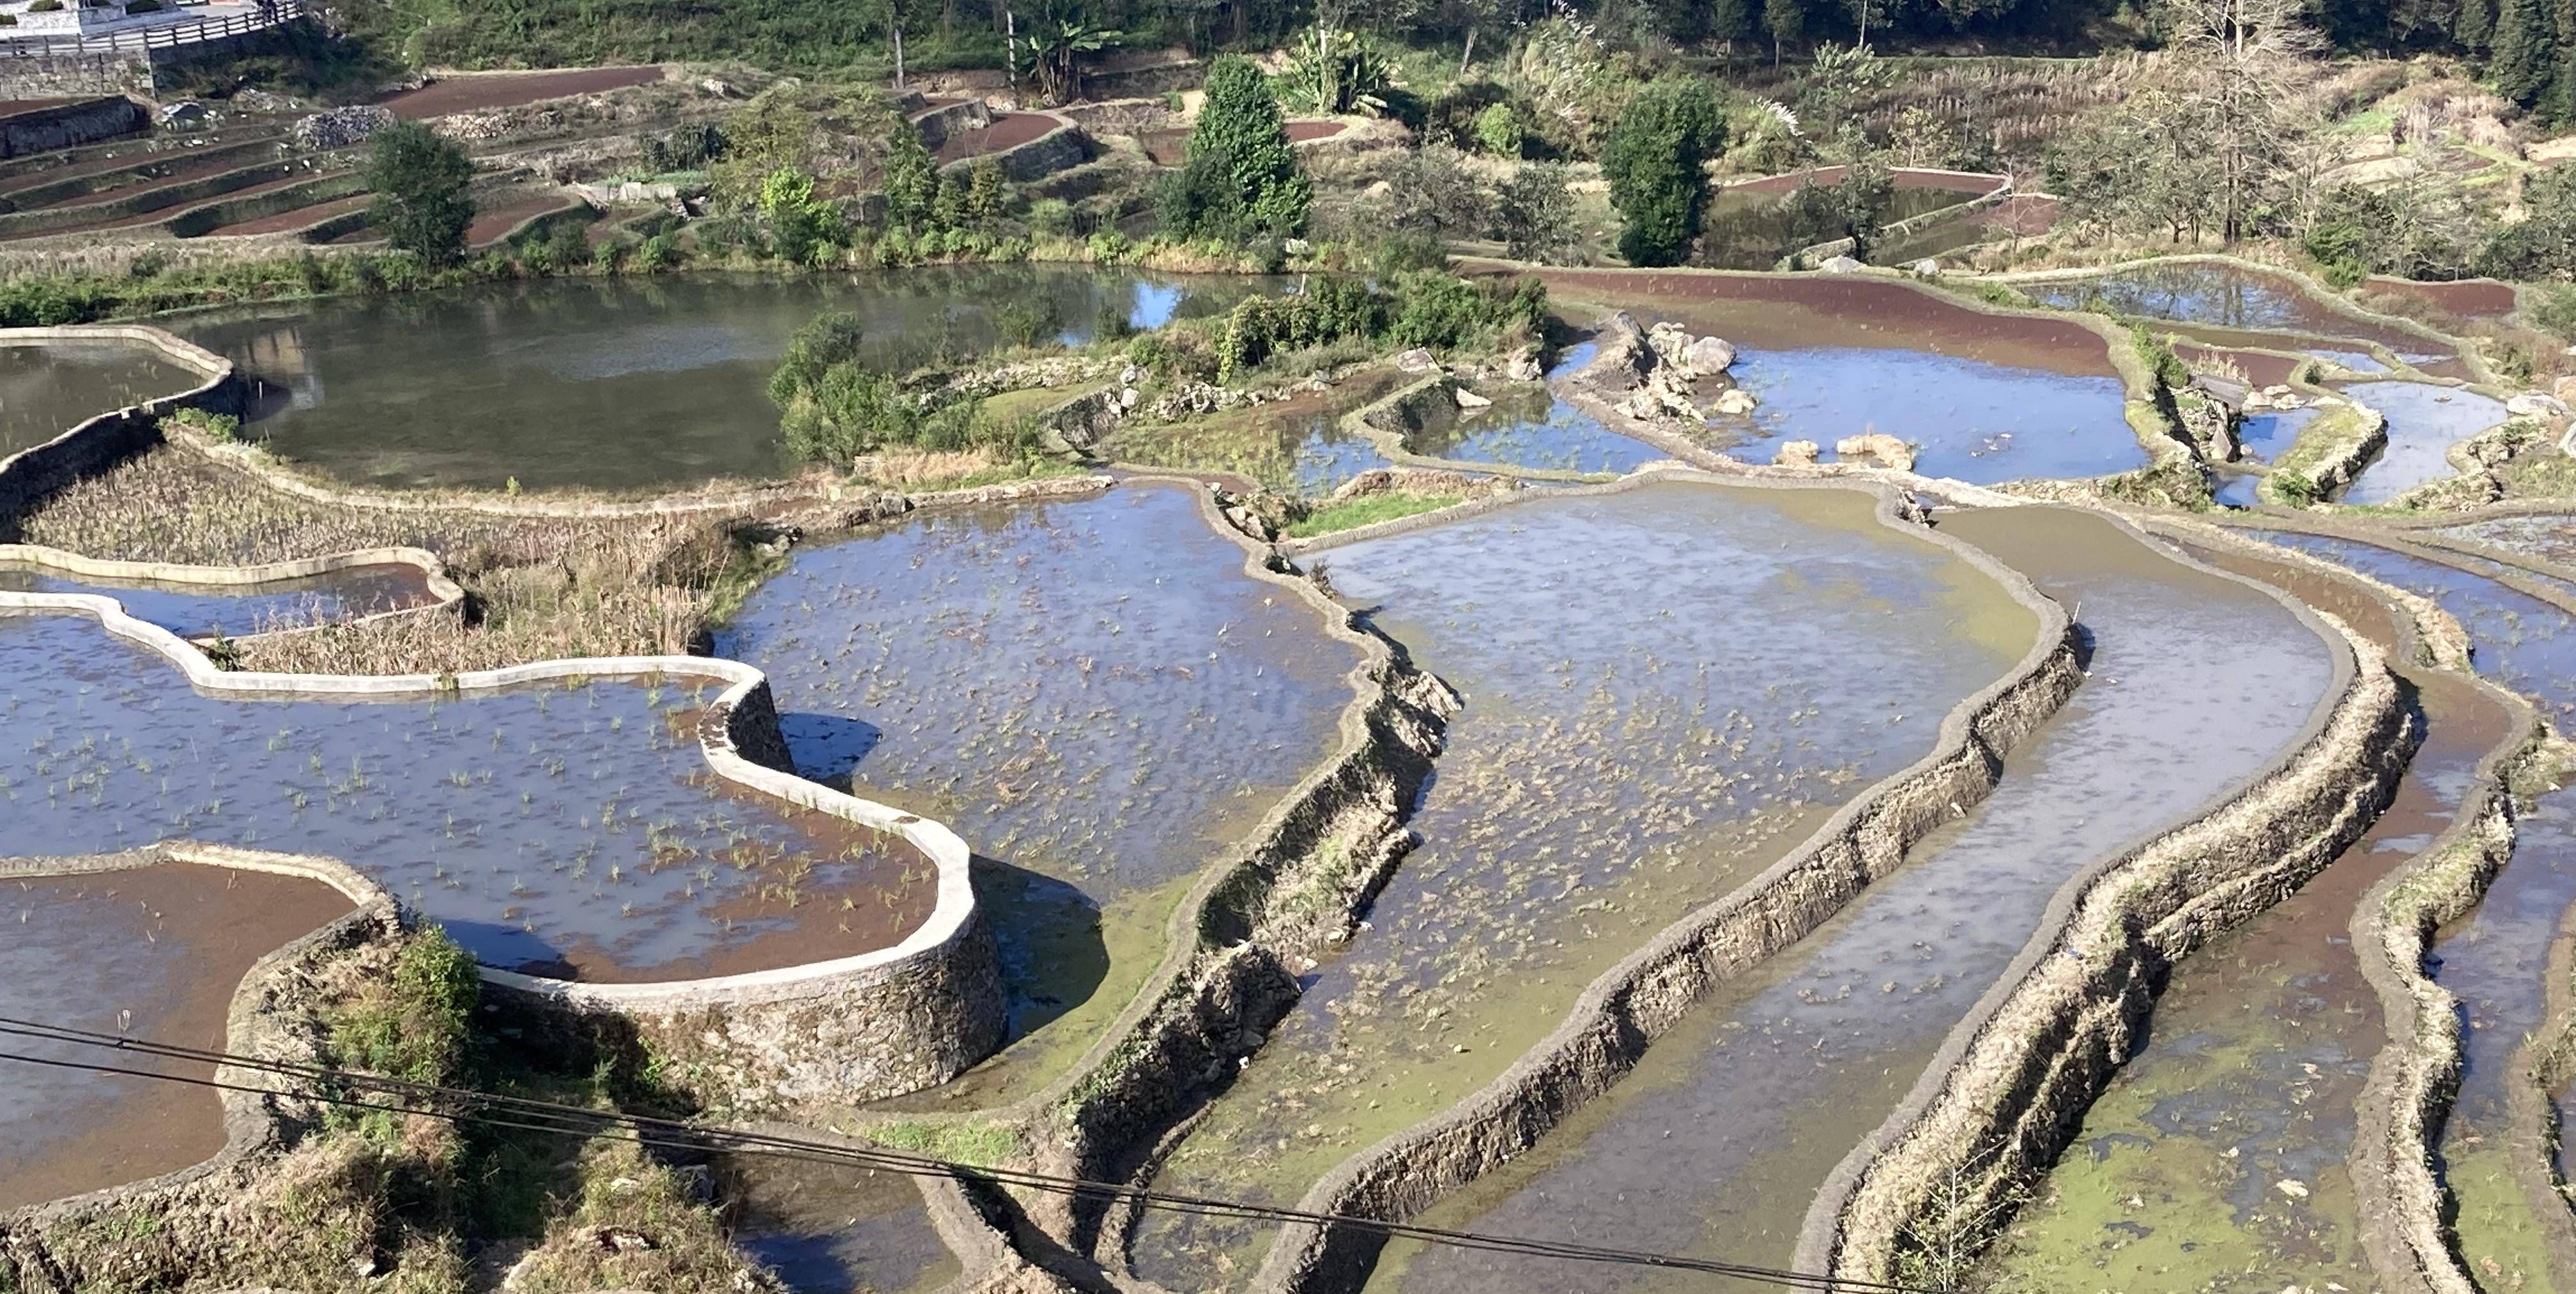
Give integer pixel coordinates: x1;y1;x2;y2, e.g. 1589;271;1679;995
0;864;354;1210
0;340;197;457
712;482;1360;1105
1128;479;2039;1287
1363;507;2339;1294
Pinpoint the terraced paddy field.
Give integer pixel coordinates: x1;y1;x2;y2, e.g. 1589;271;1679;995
176;269;1280;491
1;863;353;1210
715;481;1359;1102
1124;478;2043;1286
2018;259;2467;371
0;558;436;637
0;338;199;456
1354;506;2342;1294
2336;381;2513;505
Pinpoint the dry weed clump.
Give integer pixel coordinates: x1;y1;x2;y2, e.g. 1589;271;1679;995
502;1141;783;1294
19;447;739;674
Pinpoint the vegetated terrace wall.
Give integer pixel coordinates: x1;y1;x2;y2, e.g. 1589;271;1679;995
1250;469;2082;1294
1805;533;2415;1287
0;324;241;533
0;583;1004;1115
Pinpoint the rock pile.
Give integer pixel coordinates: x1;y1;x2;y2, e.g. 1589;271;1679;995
291;105;395;151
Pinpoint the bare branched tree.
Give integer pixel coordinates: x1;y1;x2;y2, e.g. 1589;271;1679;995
2161;0;2325;243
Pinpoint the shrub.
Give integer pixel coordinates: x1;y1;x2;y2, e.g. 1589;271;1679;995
364;118;475;267
1602;78;1727;267
1496;162;1577;264
330;925;478;1090
2269;469;2320;506
1028;197;1075;236
1162;54;1310;240
1473;102;1525;158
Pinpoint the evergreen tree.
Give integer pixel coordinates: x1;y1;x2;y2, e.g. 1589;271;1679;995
1163;54;1312;238
364;119;475;268
2490;0;2556;105
1601;77;1728;266
1765;0;1806;63
1710;0;1755;49
2457;0;2495;50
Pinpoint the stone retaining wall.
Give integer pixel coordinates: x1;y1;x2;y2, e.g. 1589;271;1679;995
1806;546;2412;1285
0;324;238;531
0;95;143;158
1246;470;2081;1294
0;581;1002;1113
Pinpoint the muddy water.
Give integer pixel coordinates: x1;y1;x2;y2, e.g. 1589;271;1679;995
1990;540;2506;1293
1362;506;2338;1294
1127;480;2038;1287
1544;275;2135;483
0;612;930;981
0;340;198;457
2020;262;2453;363
174;270;1280;492
711;482;1358;1105
0;561;436;637
713;1153;960;1294
1;864;353;1210
2337;383;2511;505
1407;351;1663;476
2441;515;2576;570
2250;529;2576;1288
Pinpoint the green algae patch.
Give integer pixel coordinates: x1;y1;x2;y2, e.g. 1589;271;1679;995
2449;1138;2560;1294
1283;494;1464;539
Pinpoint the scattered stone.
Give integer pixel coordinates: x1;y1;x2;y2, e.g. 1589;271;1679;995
1505;349;1544;382
596;1228;656;1253
1683;335;1737;374
1395;347;1440;374
2274;1178;2310;1201
1836;432;1917;472
1908;258;1942;278
698;77;743;98
1453;386;1492;409
1710;387;1758;416
1119;386;1139;409
2507;391;2570;418
160;101;208;126
1774;439;1820;466
291;105;395;151
1820;255;1865;273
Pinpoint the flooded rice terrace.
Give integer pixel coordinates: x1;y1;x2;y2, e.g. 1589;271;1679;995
711;482;1358;1100
2338;382;2511;505
175;268;1278;492
2018;260;2459;367
0;560;438;637
2439;514;2576;569
1126;479;2039;1286
0;612;931;980
1360;506;2339;1294
1;339;201;456
2;864;353;1210
1540;271;2136;483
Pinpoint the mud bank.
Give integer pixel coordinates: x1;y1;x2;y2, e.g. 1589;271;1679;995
1117;469;2076;1294
1807;511;2411;1288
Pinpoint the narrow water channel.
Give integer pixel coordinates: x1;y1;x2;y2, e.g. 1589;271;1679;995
1359;506;2340;1294
2250;529;2576;1290
1986;540;2506;1291
0;560;436;637
1126;479;2041;1286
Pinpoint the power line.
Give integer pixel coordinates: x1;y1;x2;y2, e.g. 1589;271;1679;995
0;1016;1949;1293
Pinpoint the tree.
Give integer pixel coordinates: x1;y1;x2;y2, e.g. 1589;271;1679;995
2163;0;2322;243
2456;0;2495;49
1163;54;1311;238
1601;77;1726;266
1710;0;1756;50
1765;0;1807;65
2488;0;2554;104
364;119;474;267
1494;160;1577;263
1028;4;1118;103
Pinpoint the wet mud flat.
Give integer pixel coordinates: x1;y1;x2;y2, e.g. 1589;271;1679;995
2335;382;2510;505
712;482;1359;1106
712;1152;961;1294
1538;271;2136;483
0;339;201;457
0;560;436;637
1;864;353;1211
0;611;929;982
1126;479;2040;1287
174;269;1280;492
1361;506;2338;1294
2017;261;2460;367
2250;529;2576;1287
1986;538;2509;1293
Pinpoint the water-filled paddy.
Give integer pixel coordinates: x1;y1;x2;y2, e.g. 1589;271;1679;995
2235;406;2320;462
0;612;930;980
1128;479;2039;1286
1;864;353;1210
0;340;199;457
2336;382;2510;505
2440;514;2576;569
175;269;1278;492
1697;178;1979;271
715;1153;960;1294
2020;261;2453;363
710;482;1358;1101
1361;506;2338;1294
0;560;436;637
1407;354;1664;476
2248;529;2576;1281
1990;539;2502;1291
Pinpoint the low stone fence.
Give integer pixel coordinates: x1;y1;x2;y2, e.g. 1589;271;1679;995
0;540;468;641
0;581;1004;1113
0;324;238;532
1805;540;2412;1285
1246;469;2081;1294
0;94;142;158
